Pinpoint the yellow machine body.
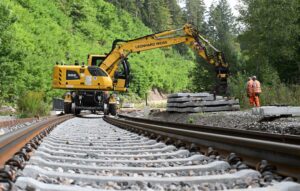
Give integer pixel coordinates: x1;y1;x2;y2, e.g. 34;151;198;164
52;65;113;90
64;92;72;103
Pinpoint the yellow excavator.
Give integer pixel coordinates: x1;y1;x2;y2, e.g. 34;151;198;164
52;23;229;115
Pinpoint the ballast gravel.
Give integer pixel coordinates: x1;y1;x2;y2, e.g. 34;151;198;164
147;110;300;135
13;115;299;191
34;174;261;190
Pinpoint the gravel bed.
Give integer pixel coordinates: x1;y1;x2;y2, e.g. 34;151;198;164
43;158;209;167
37;166;230;177
14;115;299;190
34;173;262;190
44;149;176;155
147;110;300;135
44;152;190;160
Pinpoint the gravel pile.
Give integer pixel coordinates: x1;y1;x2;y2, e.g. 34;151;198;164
147;110;300;135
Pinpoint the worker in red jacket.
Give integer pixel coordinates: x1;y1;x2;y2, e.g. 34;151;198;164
246;77;254;106
252;76;262;107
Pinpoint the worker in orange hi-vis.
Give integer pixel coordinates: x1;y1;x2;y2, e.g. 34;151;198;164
246;77;254;106
252;76;262;107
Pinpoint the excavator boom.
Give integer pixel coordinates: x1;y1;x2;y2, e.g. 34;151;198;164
97;24;228;93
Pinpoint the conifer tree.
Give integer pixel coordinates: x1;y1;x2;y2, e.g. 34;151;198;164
141;0;172;31
193;0;238;92
207;0;238;73
185;0;205;29
238;0;300;83
164;0;184;28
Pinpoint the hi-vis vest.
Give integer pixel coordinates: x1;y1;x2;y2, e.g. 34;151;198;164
247;80;253;94
253;80;262;93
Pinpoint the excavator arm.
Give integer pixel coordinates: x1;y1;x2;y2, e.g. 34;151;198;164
99;24;229;93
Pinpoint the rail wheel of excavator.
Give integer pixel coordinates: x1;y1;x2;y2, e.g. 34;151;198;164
109;103;117;116
74;108;81;115
64;102;71;114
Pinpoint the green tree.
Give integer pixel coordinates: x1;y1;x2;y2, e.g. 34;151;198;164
165;0;184;28
185;0;205;29
238;0;300;84
141;0;172;31
106;0;173;32
0;2;22;103
192;0;238;92
106;0;144;18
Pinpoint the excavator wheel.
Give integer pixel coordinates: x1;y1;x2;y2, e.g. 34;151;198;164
109;103;117;116
64;102;72;114
75;108;81;115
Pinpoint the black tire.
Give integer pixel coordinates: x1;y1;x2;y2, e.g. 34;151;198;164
75;108;81;115
64;102;71;114
109;104;117;116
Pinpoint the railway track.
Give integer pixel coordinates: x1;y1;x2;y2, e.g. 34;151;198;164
0;117;40;136
0;114;299;190
0;118;36;129
108;115;300;180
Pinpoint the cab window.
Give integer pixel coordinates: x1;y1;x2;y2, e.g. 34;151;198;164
88;66;108;76
91;56;105;66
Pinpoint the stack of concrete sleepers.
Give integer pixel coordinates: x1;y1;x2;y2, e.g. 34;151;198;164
167;92;240;113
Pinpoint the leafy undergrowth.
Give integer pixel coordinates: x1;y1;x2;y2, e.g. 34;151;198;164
17;91;49;118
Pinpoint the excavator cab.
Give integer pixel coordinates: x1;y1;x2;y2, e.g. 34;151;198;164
113;58;131;91
88;54;106;67
87;55;131;92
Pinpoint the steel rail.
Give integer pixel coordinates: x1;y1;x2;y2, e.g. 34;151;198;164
0;115;72;167
104;115;300;181
118;114;300;144
0;117;36;128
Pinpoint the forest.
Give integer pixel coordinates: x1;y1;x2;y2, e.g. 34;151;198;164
0;0;299;116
